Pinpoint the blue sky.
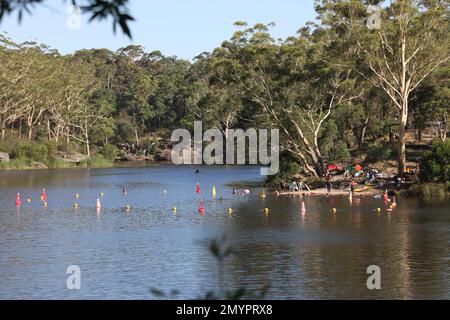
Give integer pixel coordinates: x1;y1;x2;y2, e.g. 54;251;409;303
0;0;317;60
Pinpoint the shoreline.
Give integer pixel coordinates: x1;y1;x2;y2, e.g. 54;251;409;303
279;187;383;197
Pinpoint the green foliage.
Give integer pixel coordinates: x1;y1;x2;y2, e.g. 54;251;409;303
404;183;448;199
138;136;158;156
329;140;351;163
100;144;119;161
365;141;397;163
80;155;113;168
115;119;135;145
419;140;450;183
266;152;301;184
0;159;31;170
12;141;56;165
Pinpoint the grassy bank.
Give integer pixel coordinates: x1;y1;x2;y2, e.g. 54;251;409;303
400;183;450;199
0;137;116;170
0;157;115;170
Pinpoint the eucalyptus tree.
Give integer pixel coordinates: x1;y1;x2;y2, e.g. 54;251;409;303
316;0;450;174
210;23;360;177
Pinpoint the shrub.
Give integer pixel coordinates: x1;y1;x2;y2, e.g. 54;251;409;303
419;140;450;183
404;183;447;198
80;155;113;168
365;141;396;163
101;144;119;161
330;140;351;163
138;136;158;156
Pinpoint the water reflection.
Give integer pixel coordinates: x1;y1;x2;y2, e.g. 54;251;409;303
0;166;449;299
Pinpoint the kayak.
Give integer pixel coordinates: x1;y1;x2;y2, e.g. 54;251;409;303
354;186;373;193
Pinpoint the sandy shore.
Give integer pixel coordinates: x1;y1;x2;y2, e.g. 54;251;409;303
279;187;383;197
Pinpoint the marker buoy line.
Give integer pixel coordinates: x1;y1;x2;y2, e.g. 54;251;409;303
96;198;101;209
41;189;47;202
15;193;21;206
196;183;201;194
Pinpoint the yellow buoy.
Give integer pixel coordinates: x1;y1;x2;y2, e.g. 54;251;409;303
332;208;337;214
261;191;266;198
212;186;217;198
74;203;78;208
100;192;104;197
43;202;48;207
27;198;32;203
376;208;381;213
227;208;233;214
125;205;131;211
264;208;269;214
172;207;177;212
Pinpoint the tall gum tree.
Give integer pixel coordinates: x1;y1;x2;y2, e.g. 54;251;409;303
316;0;450;174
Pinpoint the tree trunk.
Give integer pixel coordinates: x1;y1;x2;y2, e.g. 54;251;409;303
18;120;22;139
397;102;408;175
134;129;139;146
86;137;91;158
360;114;370;146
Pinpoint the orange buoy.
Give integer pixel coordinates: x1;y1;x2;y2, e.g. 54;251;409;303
41;188;47;202
15;193;21;206
199;199;205;214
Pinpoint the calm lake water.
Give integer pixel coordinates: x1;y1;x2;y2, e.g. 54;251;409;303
0;165;449;300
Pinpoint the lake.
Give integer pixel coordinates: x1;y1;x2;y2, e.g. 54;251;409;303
0;165;449;299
